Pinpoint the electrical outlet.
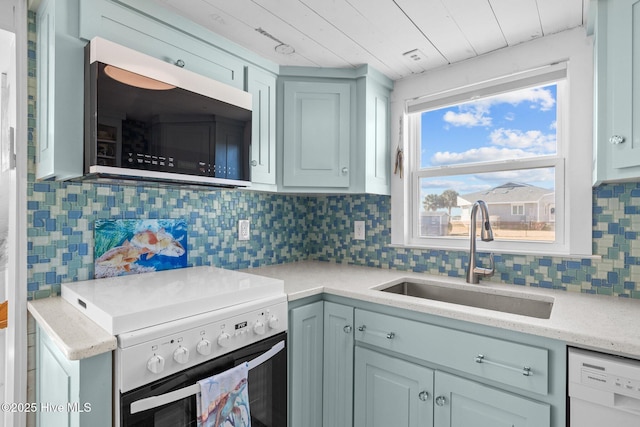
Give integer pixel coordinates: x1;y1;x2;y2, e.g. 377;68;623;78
238;219;250;241
354;221;365;240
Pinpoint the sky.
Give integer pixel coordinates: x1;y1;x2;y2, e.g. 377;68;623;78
418;83;558;209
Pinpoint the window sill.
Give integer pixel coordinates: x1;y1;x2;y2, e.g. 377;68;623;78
387;243;600;260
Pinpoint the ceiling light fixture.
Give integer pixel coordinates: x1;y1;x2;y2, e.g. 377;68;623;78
104;65;176;90
255;27;295;55
275;43;295;55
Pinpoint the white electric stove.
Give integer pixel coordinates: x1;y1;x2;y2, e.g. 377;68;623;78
62;265;289;426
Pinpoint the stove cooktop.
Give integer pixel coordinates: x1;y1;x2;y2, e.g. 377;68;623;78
61;266;285;335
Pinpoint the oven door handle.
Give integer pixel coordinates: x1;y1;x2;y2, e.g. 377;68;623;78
130;340;285;414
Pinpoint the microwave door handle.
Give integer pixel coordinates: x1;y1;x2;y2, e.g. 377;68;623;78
129;341;285;415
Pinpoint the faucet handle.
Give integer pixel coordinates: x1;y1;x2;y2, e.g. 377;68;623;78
473;253;495;279
487;253;495;276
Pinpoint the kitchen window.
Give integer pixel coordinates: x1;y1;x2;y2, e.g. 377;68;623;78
391;29;594;257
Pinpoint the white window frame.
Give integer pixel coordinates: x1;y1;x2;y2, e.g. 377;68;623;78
390;28;593;257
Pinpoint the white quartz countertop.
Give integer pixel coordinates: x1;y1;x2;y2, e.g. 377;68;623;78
28;298;117;360
244;261;640;359
29;260;640;361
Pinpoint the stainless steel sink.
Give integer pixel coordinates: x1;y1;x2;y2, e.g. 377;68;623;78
379;281;553;319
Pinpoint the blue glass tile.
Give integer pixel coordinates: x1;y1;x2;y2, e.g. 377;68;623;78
68;210;82;219
608;271;619;284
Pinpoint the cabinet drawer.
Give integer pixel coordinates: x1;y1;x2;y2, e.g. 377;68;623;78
354;309;548;395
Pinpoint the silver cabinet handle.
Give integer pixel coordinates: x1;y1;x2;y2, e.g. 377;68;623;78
251;160;258;166
418;391;429;401
435;396;447;406
343;325;352;334
475;354;533;376
357;325;395;339
610;135;625;145
174;59;185;68
341;167;349;175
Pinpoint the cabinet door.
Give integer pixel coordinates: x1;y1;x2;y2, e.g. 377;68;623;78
434;371;550;427
247;67;277;186
354;347;434;427
323;302;354;427
36;0;85;180
283;81;351;188
608;0;640;169
289;301;324;427
36;324;112;427
363;80;391;195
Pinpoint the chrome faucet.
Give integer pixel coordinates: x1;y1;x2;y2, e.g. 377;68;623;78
466;200;495;284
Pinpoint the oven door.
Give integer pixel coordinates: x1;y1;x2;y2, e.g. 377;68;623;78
120;333;287;427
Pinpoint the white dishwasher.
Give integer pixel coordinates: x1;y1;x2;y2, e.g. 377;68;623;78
569;347;640;426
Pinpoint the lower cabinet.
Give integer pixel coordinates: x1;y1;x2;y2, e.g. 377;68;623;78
289;299;563;427
35;324;112;427
289;301;354;427
434;371;549;427
354;347;434;427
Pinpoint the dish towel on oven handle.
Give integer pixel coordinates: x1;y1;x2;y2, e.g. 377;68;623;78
197;362;251;427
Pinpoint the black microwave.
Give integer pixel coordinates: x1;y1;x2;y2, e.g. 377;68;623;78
84;37;252;187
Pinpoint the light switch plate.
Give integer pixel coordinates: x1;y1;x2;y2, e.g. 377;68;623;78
238;219;250;241
354;221;365;240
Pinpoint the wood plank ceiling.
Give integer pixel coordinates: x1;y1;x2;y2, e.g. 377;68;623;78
153;0;588;81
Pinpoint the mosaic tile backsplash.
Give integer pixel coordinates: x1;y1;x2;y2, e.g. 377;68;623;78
25;11;640;299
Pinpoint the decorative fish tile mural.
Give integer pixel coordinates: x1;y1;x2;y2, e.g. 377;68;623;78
94;219;187;278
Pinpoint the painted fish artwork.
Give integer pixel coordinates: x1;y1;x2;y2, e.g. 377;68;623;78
94;219;187;278
197;363;251;427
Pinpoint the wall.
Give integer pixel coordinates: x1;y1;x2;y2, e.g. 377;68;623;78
25;12;640;300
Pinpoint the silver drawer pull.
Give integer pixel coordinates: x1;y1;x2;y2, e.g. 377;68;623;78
343;325;353;334
435;395;447;406
475;354;533;376
418;390;429;401
357;325;396;340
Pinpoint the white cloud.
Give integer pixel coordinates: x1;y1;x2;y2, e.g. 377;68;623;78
443;109;492;127
486;87;556;111
431;146;538;165
490;128;556;154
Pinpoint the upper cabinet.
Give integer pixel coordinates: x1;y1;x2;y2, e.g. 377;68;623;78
35;0;85;180
593;0;640;184
278;66;393;195
247;66;277;189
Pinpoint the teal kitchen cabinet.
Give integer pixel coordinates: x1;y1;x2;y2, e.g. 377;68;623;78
35;324;112;427
247;66;277;188
35;0;85;180
289;301;354;427
593;0;640;183
289;301;324;427
434;371;549;427
282;80;353;189
322;302;354;427
354;346;434;427
354;308;562;427
78;0;246;89
278;66;393;194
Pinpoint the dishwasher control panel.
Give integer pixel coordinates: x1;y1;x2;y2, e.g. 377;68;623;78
569;347;640;398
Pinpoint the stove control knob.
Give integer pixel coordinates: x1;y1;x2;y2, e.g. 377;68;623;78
268;315;279;330
253;320;266;335
197;339;212;356
217;332;231;348
173;346;189;364
147;355;165;374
